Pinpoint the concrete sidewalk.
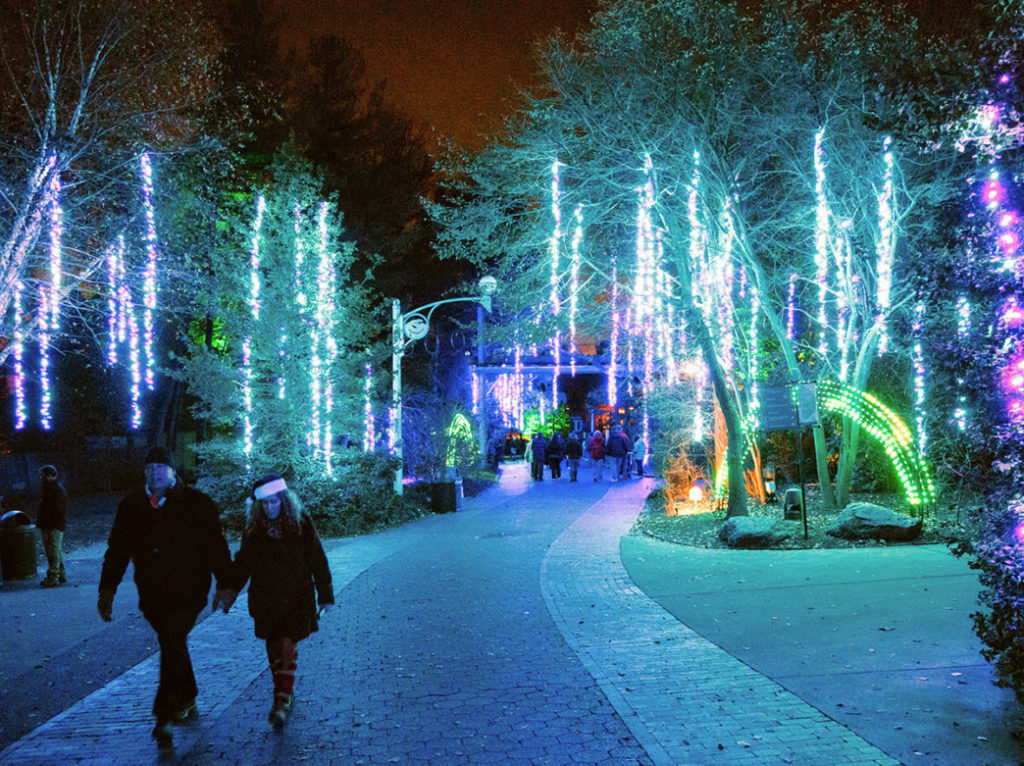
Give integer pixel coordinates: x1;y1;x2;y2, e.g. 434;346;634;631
0;462;1018;763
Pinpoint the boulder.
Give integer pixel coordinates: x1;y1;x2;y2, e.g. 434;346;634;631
826;502;922;542
718;516;794;549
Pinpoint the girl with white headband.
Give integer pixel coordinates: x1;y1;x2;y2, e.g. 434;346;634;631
232;473;334;727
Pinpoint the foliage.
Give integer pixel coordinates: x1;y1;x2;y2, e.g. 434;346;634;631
195;438;424;538
0;0;231;368
430;0;977;516
522;405;571;438
958;490;1024;705
401;390;480;481
167;144;384;474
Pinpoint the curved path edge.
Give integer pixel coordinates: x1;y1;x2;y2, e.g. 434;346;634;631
539;479;900;766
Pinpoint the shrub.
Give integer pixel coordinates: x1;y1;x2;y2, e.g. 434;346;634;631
957;492;1024;704
193;439;427;537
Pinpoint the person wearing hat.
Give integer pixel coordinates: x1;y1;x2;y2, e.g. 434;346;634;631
97;446;236;749
230;473;334;727
37;464;67;588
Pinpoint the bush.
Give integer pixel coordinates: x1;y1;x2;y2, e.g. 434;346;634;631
957;493;1024;704
193;440;427;538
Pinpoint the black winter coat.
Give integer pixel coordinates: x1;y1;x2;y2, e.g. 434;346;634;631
530;436;548;463
233;514;334;641
606;431;628;457
565;436;583;460
99;483;232;617
37;480;67;531
547;434;565;460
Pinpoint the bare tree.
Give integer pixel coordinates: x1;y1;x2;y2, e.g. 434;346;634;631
0;0;226;366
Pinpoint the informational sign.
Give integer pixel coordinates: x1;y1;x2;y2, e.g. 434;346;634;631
759;385;797;432
796;382;819;425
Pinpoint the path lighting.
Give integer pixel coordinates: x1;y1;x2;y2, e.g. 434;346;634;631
391;276;497;495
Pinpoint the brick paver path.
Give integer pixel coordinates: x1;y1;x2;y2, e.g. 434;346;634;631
1;464;895;764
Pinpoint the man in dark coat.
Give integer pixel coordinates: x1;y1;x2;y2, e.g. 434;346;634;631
565;432;583;482
529;432;548;481
605;426;629;481
98;446;236;749
546;431;565;479
37;464;67;587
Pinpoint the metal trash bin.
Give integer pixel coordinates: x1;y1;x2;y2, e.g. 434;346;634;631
430;479;464;514
0;510;39;581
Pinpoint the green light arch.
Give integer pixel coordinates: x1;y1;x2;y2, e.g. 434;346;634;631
445;412;476;467
713;380;935;510
816;379;935;508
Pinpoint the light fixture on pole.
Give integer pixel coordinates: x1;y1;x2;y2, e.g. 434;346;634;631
391;276;497;495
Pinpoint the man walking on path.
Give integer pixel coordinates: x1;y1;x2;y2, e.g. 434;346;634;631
36;465;67;587
529;432;548;481
565;431;583;482
605;426;629;481
547;431;565;479
588;429;606;481
97;446;237;749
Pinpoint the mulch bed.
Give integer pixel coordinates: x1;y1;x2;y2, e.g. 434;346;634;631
632;484;977;549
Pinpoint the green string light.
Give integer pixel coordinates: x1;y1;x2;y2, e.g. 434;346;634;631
713;380;935;510
817;379;935;507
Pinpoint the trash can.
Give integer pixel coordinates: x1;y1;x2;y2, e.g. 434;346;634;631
0;510;38;581
430;479;463;514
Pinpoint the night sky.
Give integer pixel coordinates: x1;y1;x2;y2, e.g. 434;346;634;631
278;0;599;148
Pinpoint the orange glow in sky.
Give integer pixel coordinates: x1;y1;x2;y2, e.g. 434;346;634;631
279;0;597;149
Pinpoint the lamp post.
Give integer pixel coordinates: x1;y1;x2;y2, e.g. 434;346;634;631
391;276;497;494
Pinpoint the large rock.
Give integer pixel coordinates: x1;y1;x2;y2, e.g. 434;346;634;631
826;502;922;541
718;516;794;549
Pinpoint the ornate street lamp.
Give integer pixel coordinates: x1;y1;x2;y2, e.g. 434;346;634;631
391;276;497;494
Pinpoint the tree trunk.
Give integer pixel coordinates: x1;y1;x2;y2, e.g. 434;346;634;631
744;257;836;510
811;424;833;505
832;326;880;506
676;269;747;517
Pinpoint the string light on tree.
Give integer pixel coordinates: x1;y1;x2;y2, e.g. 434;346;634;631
912;300;927;455
875;136;896;353
242;194;266;463
364;362;375;451
139;153;159;391
569;204;582;377
813;128;831;358
47;171;62;332
12;280;26;430
127;302;142;430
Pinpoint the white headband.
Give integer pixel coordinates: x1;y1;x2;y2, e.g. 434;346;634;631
254;478;288;500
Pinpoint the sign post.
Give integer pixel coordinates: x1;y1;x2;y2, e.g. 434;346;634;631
760;382;816;539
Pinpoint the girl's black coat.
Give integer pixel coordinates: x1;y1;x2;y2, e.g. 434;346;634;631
233;515;334;641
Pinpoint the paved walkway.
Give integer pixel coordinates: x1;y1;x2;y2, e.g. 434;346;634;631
0;464;913;764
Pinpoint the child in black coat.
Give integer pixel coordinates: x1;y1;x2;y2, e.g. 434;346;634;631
233;474;334;726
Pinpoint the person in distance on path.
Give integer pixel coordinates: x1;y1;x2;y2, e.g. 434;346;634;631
530;432;548;481
37;464;68;587
230;474;334;727
546;430;565;479
97;446;236;750
565;431;583;482
588;429;606;482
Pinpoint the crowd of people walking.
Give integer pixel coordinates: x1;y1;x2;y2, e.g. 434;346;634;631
528;425;646;482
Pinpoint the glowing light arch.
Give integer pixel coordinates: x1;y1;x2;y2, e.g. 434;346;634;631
713;380;935;512
816;380;935;508
445;412;476;468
